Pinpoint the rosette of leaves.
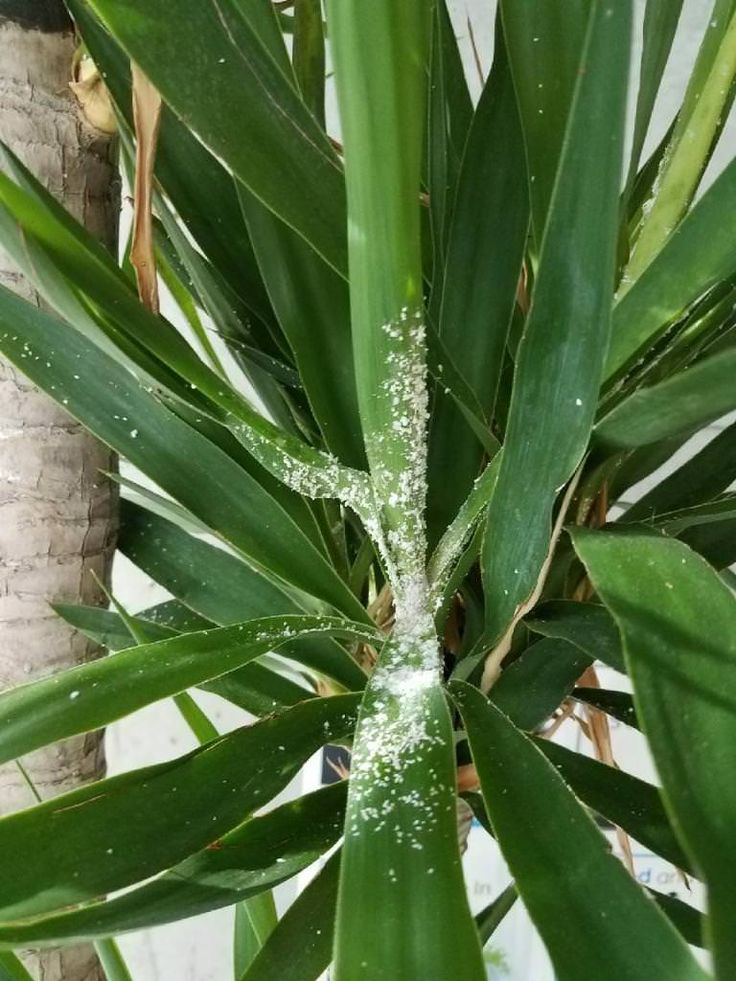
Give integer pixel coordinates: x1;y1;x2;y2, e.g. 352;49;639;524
0;1;735;979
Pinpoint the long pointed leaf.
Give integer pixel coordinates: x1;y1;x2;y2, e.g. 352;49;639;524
0;954;33;981
68;0;280;337
626;2;736;282
333;632;484;980
87;0;347;274
118;500;368;689
0;616;375;767
490;638;591;731
626;0;684;188
0;783;346;946
607;155;736;379
238;189;363;467
623;420;736;521
573;528;736;976
326;0;432;584
0;695;358;922
427;31;528;543
0;286;366;620
453;682;707;981
596;347;736;448
53;603;312;716
526;601;625;673
482;0;631;644
536;740;692;874
242;852;340;981
499;0;588;242
426;0;473;292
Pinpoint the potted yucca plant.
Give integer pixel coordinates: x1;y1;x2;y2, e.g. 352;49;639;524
0;0;735;978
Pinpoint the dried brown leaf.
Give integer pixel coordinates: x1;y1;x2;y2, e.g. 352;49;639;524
130;63;162;314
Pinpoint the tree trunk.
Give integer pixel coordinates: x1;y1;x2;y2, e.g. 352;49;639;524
0;3;118;979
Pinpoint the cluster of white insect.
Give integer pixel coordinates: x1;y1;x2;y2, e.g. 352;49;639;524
346;622;447;847
230;420;375;514
228;301;450;854
369;307;430;583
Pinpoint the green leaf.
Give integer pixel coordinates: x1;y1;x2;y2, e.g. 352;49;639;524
95;940;133;981
53;603;313;716
325;0;432;581
54;603;172;652
680;514;736;570
426;0;473;291
138;600;212;632
7;126;299;440
623;421;736;521
499;0;588;242
651;892;707;950
333;633;484;980
474;884;518;946
0;616;374;768
572;688;639;730
0;953;33;981
626;0;684;188
0;176;112;352
241;852;340;981
87;0;347;274
293;0;326;126
118;502;289;624
154;236;227;378
0;286;366;621
152;196;293;409
452;682;707;981
596;348;736;449
427;31;528;542
118;500;367;690
0;150;234;417
229;0;293;73
68;0;279;333
163;403;343;558
438;33;527;410
428;454;501;600
238;189;364;467
425;325;500;462
482;0;631;646
657;494;736;536
234;895;277;978
608;435;690;506
0;779;348;944
607;155;736;379
30;784;347;944
625;3;736;283
0;155;368;515
490;638;591;731
526;601;626;673
572;527;736;976
111;473;212;537
0;695;357;922
536;740;691;874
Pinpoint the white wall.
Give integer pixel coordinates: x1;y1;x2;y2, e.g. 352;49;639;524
108;2;731;978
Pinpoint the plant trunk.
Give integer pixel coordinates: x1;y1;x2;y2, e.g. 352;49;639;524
0;3;118;979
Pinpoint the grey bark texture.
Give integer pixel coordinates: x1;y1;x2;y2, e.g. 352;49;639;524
0;6;119;980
